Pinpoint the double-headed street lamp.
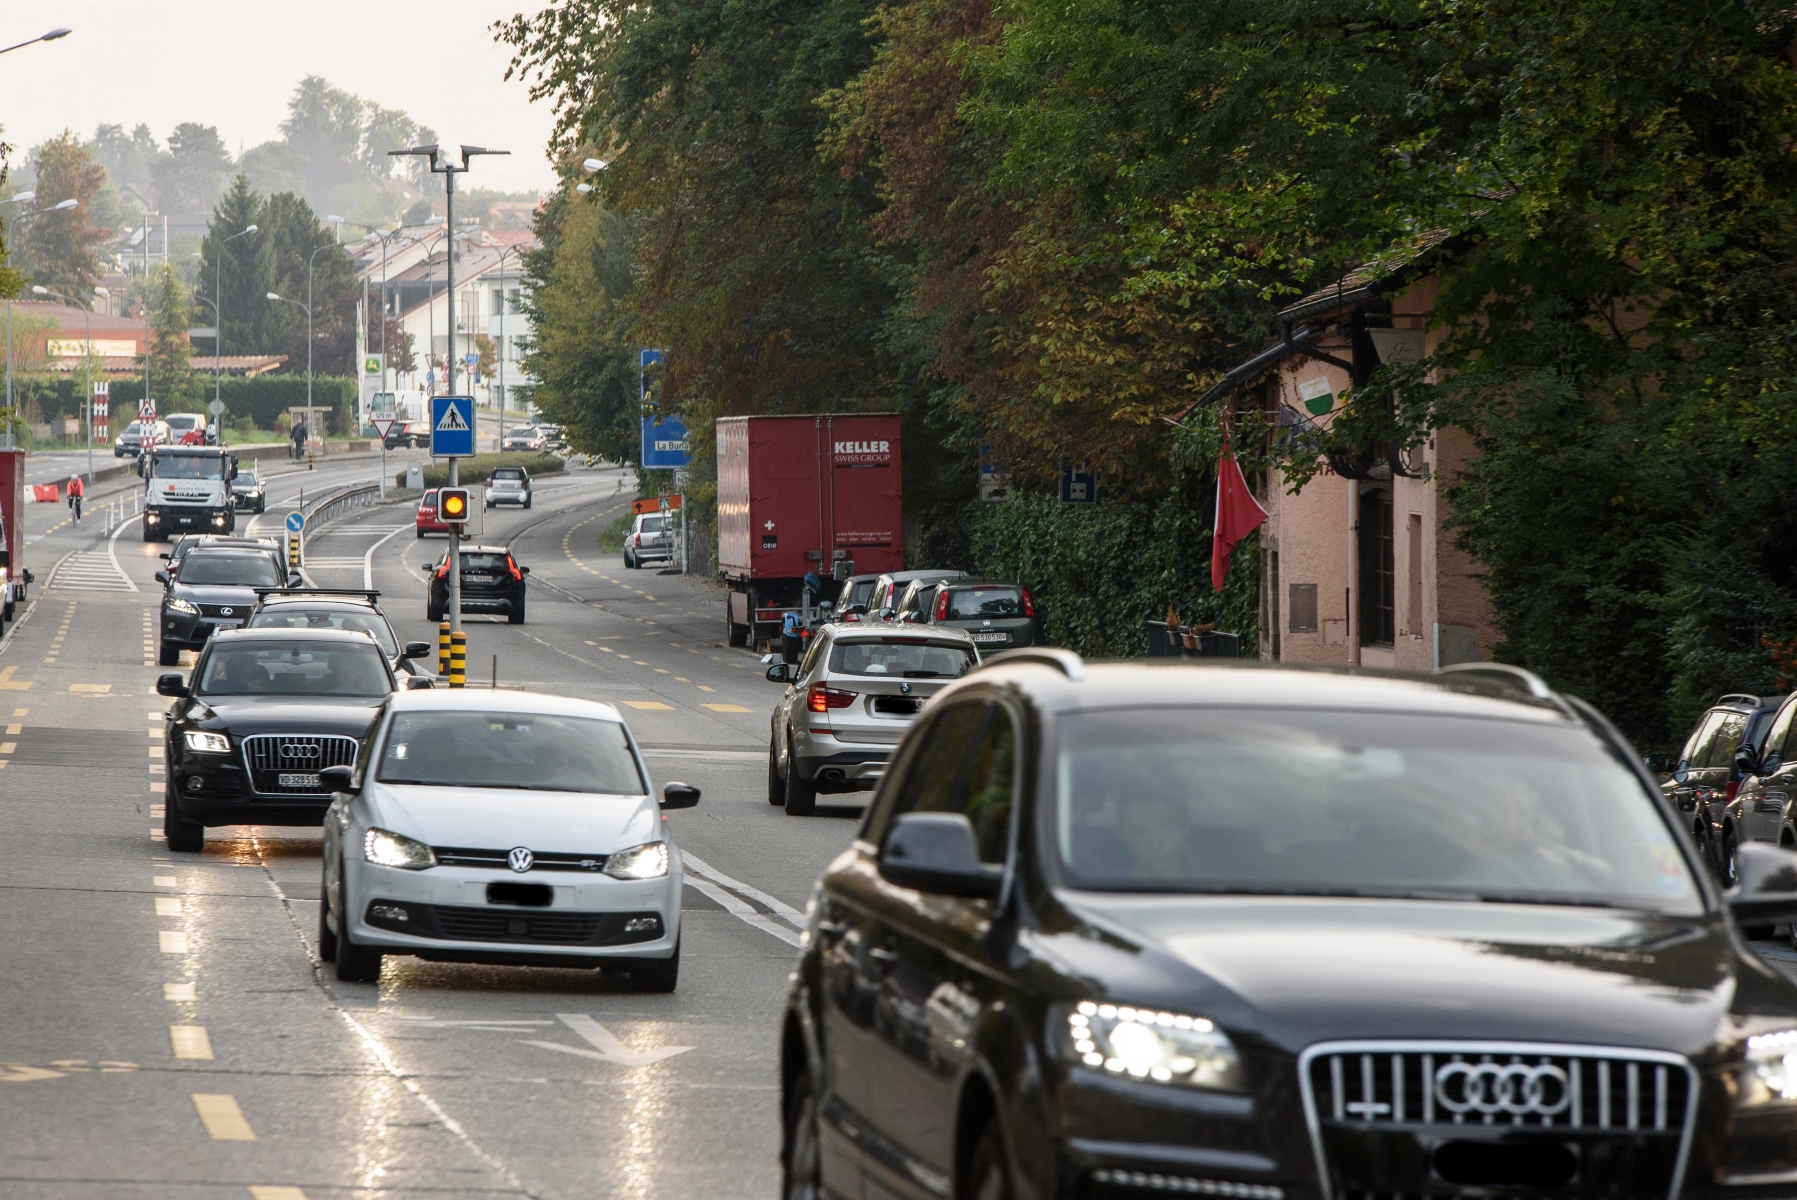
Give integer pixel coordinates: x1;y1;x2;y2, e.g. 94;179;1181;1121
205;223;258;439
265;291;313;448
30;283;106;481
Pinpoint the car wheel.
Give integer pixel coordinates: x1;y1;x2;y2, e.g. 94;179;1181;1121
316;868;339;963
965;1118;1013;1200
509;602;526;625
783;1065;822;1200
334;868;383;983
626;938;680;993
523;495;532;509
159;642;181;667
427;604;443;624
624;551;636;570
784;741;817;817
163;793;203;853
1723;829;1742;888
728;616;749;648
415;528;424;539
768;736;786;805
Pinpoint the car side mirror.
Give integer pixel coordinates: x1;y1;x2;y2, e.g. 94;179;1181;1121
287;573;303;587
403;641;433;659
1729;843;1797;924
403;676;435;690
879;812;1003;898
155;673;189;697
766;664;792;683
1673;763;1691;784
1734;745;1763;777
661;781;701;810
159;552;171;561
155;570;170;585
520;566;530;575
319;765;356;794
1643;754;1673;774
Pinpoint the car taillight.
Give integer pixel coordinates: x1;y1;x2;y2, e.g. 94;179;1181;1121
420;508;436;520
1021;588;1036;617
506;556;523;582
807;684;857;713
935;590;950;621
1726;778;1740;803
436;561;450;580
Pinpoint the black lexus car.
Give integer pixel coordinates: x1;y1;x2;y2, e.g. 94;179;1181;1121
781;653;1797;1200
157;628;397;852
157;544;296;665
424;544;529;624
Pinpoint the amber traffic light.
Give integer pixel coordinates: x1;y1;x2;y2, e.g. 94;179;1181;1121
438;487;471;524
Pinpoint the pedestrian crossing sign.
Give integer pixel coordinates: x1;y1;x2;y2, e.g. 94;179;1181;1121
430;395;475;457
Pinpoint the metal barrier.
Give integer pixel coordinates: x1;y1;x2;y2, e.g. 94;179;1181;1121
300;481;382;533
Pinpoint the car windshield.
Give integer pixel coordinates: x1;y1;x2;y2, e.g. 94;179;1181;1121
247;607;397;655
947;586;1024;619
461;553;510;573
829;639;976;678
150;455;223;479
1054;708;1702;914
196;642;391;696
508;427;536;438
178;553;283;587
234;470;257;483
375;711;646;793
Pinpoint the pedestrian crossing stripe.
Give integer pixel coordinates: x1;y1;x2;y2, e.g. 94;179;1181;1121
435;405;469;432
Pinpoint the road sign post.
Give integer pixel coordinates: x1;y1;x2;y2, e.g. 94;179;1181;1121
429;395;476;634
372;413;397;499
285;510;305;569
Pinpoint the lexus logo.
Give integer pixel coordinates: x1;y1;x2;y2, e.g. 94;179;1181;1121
219;606;234;616
508;847;534;873
1434;1061;1571;1116
279;743;322;760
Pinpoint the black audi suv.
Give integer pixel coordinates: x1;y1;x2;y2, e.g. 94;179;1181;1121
157;628;396;852
780;652;1797;1200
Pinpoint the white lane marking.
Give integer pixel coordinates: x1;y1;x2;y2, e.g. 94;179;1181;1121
359;524;408;590
515;1013;693;1067
159;931;188;953
640;748;763;762
684;875;804;947
170;1025;214;1059
105;513;143;592
683;850;808;929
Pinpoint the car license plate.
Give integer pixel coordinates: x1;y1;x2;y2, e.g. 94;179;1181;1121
464;574;495;584
210;620;242;630
972;632;1009;643
278;772;320;788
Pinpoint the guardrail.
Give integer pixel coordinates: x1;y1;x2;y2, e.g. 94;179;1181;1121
300;480;382;533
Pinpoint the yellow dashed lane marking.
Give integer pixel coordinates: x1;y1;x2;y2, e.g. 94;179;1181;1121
159;931;188;954
154;876;177;887
697;685;716;693
4;723;19;734
249;1187;310;1200
624;701;675;711
192;1093;255;1140
702;704;754;713
170;1026;214;1060
164;982;196;1001
0;743;13;755
70;683;111;693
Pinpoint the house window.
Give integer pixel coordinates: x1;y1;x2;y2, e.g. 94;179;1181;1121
1406;513;1423;637
1359;490;1395;647
491;287;504;316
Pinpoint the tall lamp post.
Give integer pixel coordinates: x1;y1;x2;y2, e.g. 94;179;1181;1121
29;283;104;481
0;27;71;56
388;144;509;640
3;196;77;447
207;223;258;445
266;291;313;449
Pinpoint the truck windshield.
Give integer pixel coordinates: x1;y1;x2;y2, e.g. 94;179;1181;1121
150;455;223;479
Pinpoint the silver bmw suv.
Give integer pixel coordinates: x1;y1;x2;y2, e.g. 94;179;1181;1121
764;623;979;815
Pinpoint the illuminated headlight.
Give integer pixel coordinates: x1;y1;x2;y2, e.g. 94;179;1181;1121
145;512;160;524
166;597;198;615
1741;1030;1797;1107
363;827;437;870
603;841;670;880
183;731;230;754
1060;1002;1245;1091
211;515;226;526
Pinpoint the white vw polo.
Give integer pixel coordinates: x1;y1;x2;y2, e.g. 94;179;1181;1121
317;689;699;988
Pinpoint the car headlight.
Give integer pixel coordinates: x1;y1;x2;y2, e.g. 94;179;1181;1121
363;827;437;870
604;841;670;880
166;597;198;615
1060;1002;1245;1091
183;731;230;754
1741;1030;1797;1108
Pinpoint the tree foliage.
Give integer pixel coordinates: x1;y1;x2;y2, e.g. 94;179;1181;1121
17;132;110;299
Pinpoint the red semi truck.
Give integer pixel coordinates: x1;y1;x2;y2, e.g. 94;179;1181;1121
718;413;903;647
0;448;29;629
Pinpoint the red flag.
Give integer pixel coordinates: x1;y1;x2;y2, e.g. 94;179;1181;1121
31;483;61;503
1211;443;1268;592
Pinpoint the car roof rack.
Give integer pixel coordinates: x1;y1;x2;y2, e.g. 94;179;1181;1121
1433;662;1583;720
250;587;380;601
974;647;1085;680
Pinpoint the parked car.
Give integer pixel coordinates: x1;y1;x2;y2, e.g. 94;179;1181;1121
906;576;1043;650
115;419;170;457
384;421;427;450
763;623;979;815
424;544;529;624
503;425;547;452
229;464;267;513
1656;691;1787;883
246;589;436;677
865;568;967;619
1726;694;1797;937
317;689;698;985
416;489;451;538
484;466;532;510
779;653;1797;1200
624;512;673;570
832;573;881;621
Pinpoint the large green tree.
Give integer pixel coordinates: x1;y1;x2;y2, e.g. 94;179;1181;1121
196;176;274;362
153;123;233;222
149;263;194;406
260;191;358;375
17;132;110;299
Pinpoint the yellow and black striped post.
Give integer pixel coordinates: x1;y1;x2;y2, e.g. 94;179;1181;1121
287;531;301;571
437;621;451;675
449;631;467;688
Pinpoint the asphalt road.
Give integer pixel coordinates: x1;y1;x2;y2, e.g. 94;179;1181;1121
0;454;856;1198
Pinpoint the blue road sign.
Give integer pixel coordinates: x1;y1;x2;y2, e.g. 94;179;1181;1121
1059;463;1097;504
285;511;305;533
641;414;690;470
430;395;476;457
639;348;665;369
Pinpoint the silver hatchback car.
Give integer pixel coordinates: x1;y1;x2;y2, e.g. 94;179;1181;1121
764;624;979;815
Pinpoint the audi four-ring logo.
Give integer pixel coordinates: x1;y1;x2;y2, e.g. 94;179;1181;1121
1434;1061;1571;1115
280;744;322;760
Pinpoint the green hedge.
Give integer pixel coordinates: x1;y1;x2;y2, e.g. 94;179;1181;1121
400;452;568;489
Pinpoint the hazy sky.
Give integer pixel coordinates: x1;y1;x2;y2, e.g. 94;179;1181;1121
0;1;561;194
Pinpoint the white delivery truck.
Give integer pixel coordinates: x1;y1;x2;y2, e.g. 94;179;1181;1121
142;445;238;542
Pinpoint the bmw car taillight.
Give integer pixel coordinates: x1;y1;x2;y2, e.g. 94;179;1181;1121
1022;588;1037;617
807;684;857;713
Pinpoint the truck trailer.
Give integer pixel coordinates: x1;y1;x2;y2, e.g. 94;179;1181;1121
718;414;903;647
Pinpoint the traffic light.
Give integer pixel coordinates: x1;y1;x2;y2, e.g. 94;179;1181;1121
438;487;471;525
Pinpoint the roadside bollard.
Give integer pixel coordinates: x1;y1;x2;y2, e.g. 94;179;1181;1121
438;621;451;675
287;532;301;571
449;631;466;688
307;448;315;471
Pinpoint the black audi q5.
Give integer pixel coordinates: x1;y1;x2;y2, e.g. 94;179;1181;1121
780;653;1797;1200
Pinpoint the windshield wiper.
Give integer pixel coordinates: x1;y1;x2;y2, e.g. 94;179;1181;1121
902;670;947;678
1468;891;1625;910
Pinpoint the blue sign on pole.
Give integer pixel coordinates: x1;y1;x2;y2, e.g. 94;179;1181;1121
1059;463;1097;504
639;348;665;370
641;415;690;470
430;395;476;458
285;511;305;534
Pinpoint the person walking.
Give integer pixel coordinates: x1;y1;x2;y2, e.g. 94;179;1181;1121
66;474;84;524
289;418;307;461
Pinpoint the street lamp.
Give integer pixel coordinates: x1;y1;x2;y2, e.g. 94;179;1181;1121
266;291;313;451
0;28;71;56
29;283;104;481
582;158;608;173
207;223;257;444
3;197;80;448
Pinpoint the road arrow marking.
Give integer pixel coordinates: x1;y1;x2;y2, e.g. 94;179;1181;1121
516;1013;693;1068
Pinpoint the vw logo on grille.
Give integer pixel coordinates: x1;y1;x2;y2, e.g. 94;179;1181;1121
508;847;534;873
219;606;234;616
279;743;322;760
1434;1061;1571;1116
